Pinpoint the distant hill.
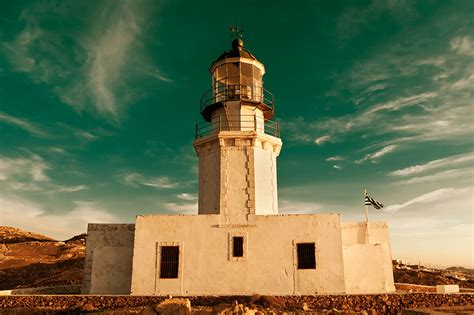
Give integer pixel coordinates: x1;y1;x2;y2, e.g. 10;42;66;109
0;226;56;244
0;226;86;290
445;266;474;277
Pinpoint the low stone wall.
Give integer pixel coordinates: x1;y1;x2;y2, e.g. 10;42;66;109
0;285;81;296
0;294;472;314
396;283;474;293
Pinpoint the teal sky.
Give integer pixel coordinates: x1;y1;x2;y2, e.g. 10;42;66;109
0;0;472;268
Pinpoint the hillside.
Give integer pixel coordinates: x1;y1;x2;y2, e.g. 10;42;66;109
0;226;86;290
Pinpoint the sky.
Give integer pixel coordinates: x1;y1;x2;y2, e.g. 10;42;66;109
0;0;472;268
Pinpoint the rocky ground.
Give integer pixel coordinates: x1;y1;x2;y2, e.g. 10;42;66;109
0;226;85;290
0;294;473;314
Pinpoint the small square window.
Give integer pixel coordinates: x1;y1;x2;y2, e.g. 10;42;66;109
160;246;179;278
297;243;316;269
233;236;244;257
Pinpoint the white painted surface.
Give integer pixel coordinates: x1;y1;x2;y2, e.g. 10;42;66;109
130;213;346;295
194;130;282;222
254;147;278;215
436;285;459;293
341;222;395;293
81;224;135;294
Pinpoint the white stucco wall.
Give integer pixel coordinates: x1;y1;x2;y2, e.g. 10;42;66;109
81;224;135;294
254;147;278;215
341;221;395;293
198;147;220;214
341;221;391;245
194;131;282;221
130;213;346;296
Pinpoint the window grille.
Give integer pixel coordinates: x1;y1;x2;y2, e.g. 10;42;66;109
160;246;179;278
233;236;244;257
297;243;316;269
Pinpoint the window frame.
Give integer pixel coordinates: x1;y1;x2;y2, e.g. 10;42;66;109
232;236;244;257
159;245;180;279
293;241;318;270
228;232;247;261
156;241;182;282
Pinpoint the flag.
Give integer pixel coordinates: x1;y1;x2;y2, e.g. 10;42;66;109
364;191;384;210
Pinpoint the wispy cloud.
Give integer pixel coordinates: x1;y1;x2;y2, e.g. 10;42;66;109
450;36;474;56
56;185;89;193
0;154;49;182
177;193;197;201
337;0;414;39
0;112;48;137
333;165;342;170
2;0;170;120
397;167;473;185
122;172;179;189
163;202;197;214
384;187;472;213
390;153;474;176
314;135;331;146
355;145;397;164
284;31;474;149
326;156;344;161
0;196;119;239
0;153;90;194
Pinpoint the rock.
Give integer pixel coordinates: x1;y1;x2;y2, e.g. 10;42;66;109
82;302;96;312
302;302;310;311
154;298;191;315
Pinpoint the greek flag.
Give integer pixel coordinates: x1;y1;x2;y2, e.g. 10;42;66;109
365;191;384;210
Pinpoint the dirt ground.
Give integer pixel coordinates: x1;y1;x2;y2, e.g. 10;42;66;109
0;293;473;314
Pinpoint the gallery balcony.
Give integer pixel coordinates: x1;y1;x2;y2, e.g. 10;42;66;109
195;115;280;139
200;84;275;122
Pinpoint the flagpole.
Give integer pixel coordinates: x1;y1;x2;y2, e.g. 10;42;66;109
364;188;370;244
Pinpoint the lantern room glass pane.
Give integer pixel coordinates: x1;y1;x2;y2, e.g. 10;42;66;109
253;66;262;82
215;65;226;84
241;63;252;78
227;62;240;85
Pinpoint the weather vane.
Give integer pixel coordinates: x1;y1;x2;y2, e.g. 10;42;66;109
229;25;244;39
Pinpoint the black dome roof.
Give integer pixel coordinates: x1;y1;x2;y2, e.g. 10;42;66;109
214;38;258;63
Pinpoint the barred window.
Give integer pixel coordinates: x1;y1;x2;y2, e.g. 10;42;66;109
233;236;244;257
160;246;179;278
297;243;316;269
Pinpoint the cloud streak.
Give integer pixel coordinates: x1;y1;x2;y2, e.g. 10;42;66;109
2;0;170;120
0;196;119;239
384;187;472;213
314;135;331;146
122;172;179;189
0;154;49;182
356;145;397;164
0;112;48;137
390;153;474;176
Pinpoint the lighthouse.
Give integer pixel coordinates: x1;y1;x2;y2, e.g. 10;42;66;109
82;37;396;296
194;38;282;224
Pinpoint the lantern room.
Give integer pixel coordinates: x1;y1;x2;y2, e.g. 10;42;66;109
197;38;277;138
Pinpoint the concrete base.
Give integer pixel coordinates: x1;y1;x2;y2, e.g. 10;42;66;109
436;285;459;294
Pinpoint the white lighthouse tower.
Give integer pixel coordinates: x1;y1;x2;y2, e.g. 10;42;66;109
194;38;282;224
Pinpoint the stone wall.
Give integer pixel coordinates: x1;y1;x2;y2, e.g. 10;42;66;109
81;224;135;294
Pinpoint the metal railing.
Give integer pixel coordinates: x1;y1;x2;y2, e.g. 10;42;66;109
195;115;280;139
200;84;274;113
